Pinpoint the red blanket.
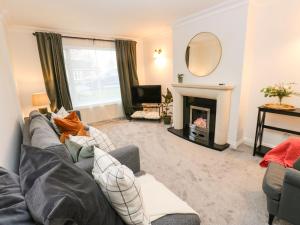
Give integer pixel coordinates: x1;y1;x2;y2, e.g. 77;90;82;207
260;137;300;168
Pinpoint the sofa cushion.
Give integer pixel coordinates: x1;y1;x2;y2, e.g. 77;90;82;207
65;139;94;162
0;167;34;225
29;111;73;162
29;111;62;148
263;162;286;200
19;145;125;225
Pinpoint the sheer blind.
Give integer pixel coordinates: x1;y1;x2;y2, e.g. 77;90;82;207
63;39;121;108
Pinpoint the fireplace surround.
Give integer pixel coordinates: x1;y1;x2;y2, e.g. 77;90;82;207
169;83;233;150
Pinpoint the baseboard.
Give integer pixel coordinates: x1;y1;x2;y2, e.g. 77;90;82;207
229;138;245;149
243;137;276;149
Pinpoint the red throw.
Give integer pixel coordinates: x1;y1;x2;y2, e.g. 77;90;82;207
260;137;300;168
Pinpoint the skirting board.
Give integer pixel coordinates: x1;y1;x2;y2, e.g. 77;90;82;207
243;137;276;149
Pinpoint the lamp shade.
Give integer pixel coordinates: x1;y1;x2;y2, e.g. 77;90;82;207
32;92;49;107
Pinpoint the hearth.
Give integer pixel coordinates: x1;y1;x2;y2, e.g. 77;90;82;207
168;96;229;151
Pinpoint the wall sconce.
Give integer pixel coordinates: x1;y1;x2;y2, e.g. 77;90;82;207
154;49;162;59
154;48;166;67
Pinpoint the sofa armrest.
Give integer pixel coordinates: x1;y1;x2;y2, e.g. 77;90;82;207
75;145;141;175
109;145;140;174
278;168;300;224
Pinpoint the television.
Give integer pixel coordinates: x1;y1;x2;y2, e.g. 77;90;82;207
131;85;161;105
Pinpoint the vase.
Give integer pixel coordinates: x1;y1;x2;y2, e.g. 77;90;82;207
178;77;183;83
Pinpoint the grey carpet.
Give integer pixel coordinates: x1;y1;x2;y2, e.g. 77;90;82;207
92;119;290;225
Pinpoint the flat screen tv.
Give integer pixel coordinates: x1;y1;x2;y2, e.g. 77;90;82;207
131;85;161;105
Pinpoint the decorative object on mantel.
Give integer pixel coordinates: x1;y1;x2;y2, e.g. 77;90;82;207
161;88;173;125
261;82;297;110
177;74;184;83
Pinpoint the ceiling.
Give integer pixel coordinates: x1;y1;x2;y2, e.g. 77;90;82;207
0;0;226;38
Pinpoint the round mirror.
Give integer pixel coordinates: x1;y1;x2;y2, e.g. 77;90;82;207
185;32;222;76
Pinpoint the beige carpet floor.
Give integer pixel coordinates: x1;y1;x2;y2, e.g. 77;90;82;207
92;119;290;225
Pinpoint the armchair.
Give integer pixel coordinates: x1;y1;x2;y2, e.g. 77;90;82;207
263;162;300;225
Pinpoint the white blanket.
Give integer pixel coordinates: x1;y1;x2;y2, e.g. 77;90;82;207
137;174;198;223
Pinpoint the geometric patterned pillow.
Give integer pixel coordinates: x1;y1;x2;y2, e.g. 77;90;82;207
89;126;115;152
92;147;149;225
92;147;121;176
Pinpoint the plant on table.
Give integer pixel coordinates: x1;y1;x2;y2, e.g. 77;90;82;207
261;82;296;105
161;88;173;125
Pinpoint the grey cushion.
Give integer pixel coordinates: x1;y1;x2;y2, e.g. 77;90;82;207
19;145;125;225
152;214;200;225
0;167;35;225
65;139;94;162
263;162;286;200
29;112;62;149
29;111;73;163
75;157;94;174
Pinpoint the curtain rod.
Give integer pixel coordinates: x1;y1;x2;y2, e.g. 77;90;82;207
32;32;115;42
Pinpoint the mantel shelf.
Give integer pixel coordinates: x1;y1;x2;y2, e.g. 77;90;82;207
172;83;234;90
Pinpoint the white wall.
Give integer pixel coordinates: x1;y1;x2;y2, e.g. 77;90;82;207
7;26;146;121
243;0;300;147
142;33;173;93
172;1;249;147
0;17;22;172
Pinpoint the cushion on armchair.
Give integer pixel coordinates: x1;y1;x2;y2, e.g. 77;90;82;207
263;162;287;201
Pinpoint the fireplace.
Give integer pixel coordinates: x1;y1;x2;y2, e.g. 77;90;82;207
169;83;232;150
189;106;210;144
168;95;229;151
183;96;216;145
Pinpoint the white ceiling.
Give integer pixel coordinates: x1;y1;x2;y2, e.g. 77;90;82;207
0;0;226;38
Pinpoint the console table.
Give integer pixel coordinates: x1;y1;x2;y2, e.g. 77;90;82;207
253;106;300;156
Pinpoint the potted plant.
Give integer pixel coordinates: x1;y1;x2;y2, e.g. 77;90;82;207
177;73;184;83
161;88;173;125
261;82;297;110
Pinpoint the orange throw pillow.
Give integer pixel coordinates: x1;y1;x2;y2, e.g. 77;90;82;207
54;111;88;143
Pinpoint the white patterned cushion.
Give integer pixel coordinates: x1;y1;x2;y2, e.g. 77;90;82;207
92;147;149;225
69;135;98;147
50;107;69;133
92;147;120;175
89;126;115;152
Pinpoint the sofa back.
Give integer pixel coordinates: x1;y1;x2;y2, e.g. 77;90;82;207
23;111;73;163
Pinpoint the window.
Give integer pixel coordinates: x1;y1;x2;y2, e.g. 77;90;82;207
63;40;121;108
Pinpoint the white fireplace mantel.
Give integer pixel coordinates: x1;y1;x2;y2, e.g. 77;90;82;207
171;83;234;146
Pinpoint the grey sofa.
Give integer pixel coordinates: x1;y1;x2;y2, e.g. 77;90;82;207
263;162;300;225
22;110;200;225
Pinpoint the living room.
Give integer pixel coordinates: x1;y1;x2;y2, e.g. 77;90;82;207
1;0;300;225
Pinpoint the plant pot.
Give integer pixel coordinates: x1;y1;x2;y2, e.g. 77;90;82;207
163;116;171;125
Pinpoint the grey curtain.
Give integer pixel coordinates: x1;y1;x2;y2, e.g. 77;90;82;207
115;40;139;117
35;32;73;112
